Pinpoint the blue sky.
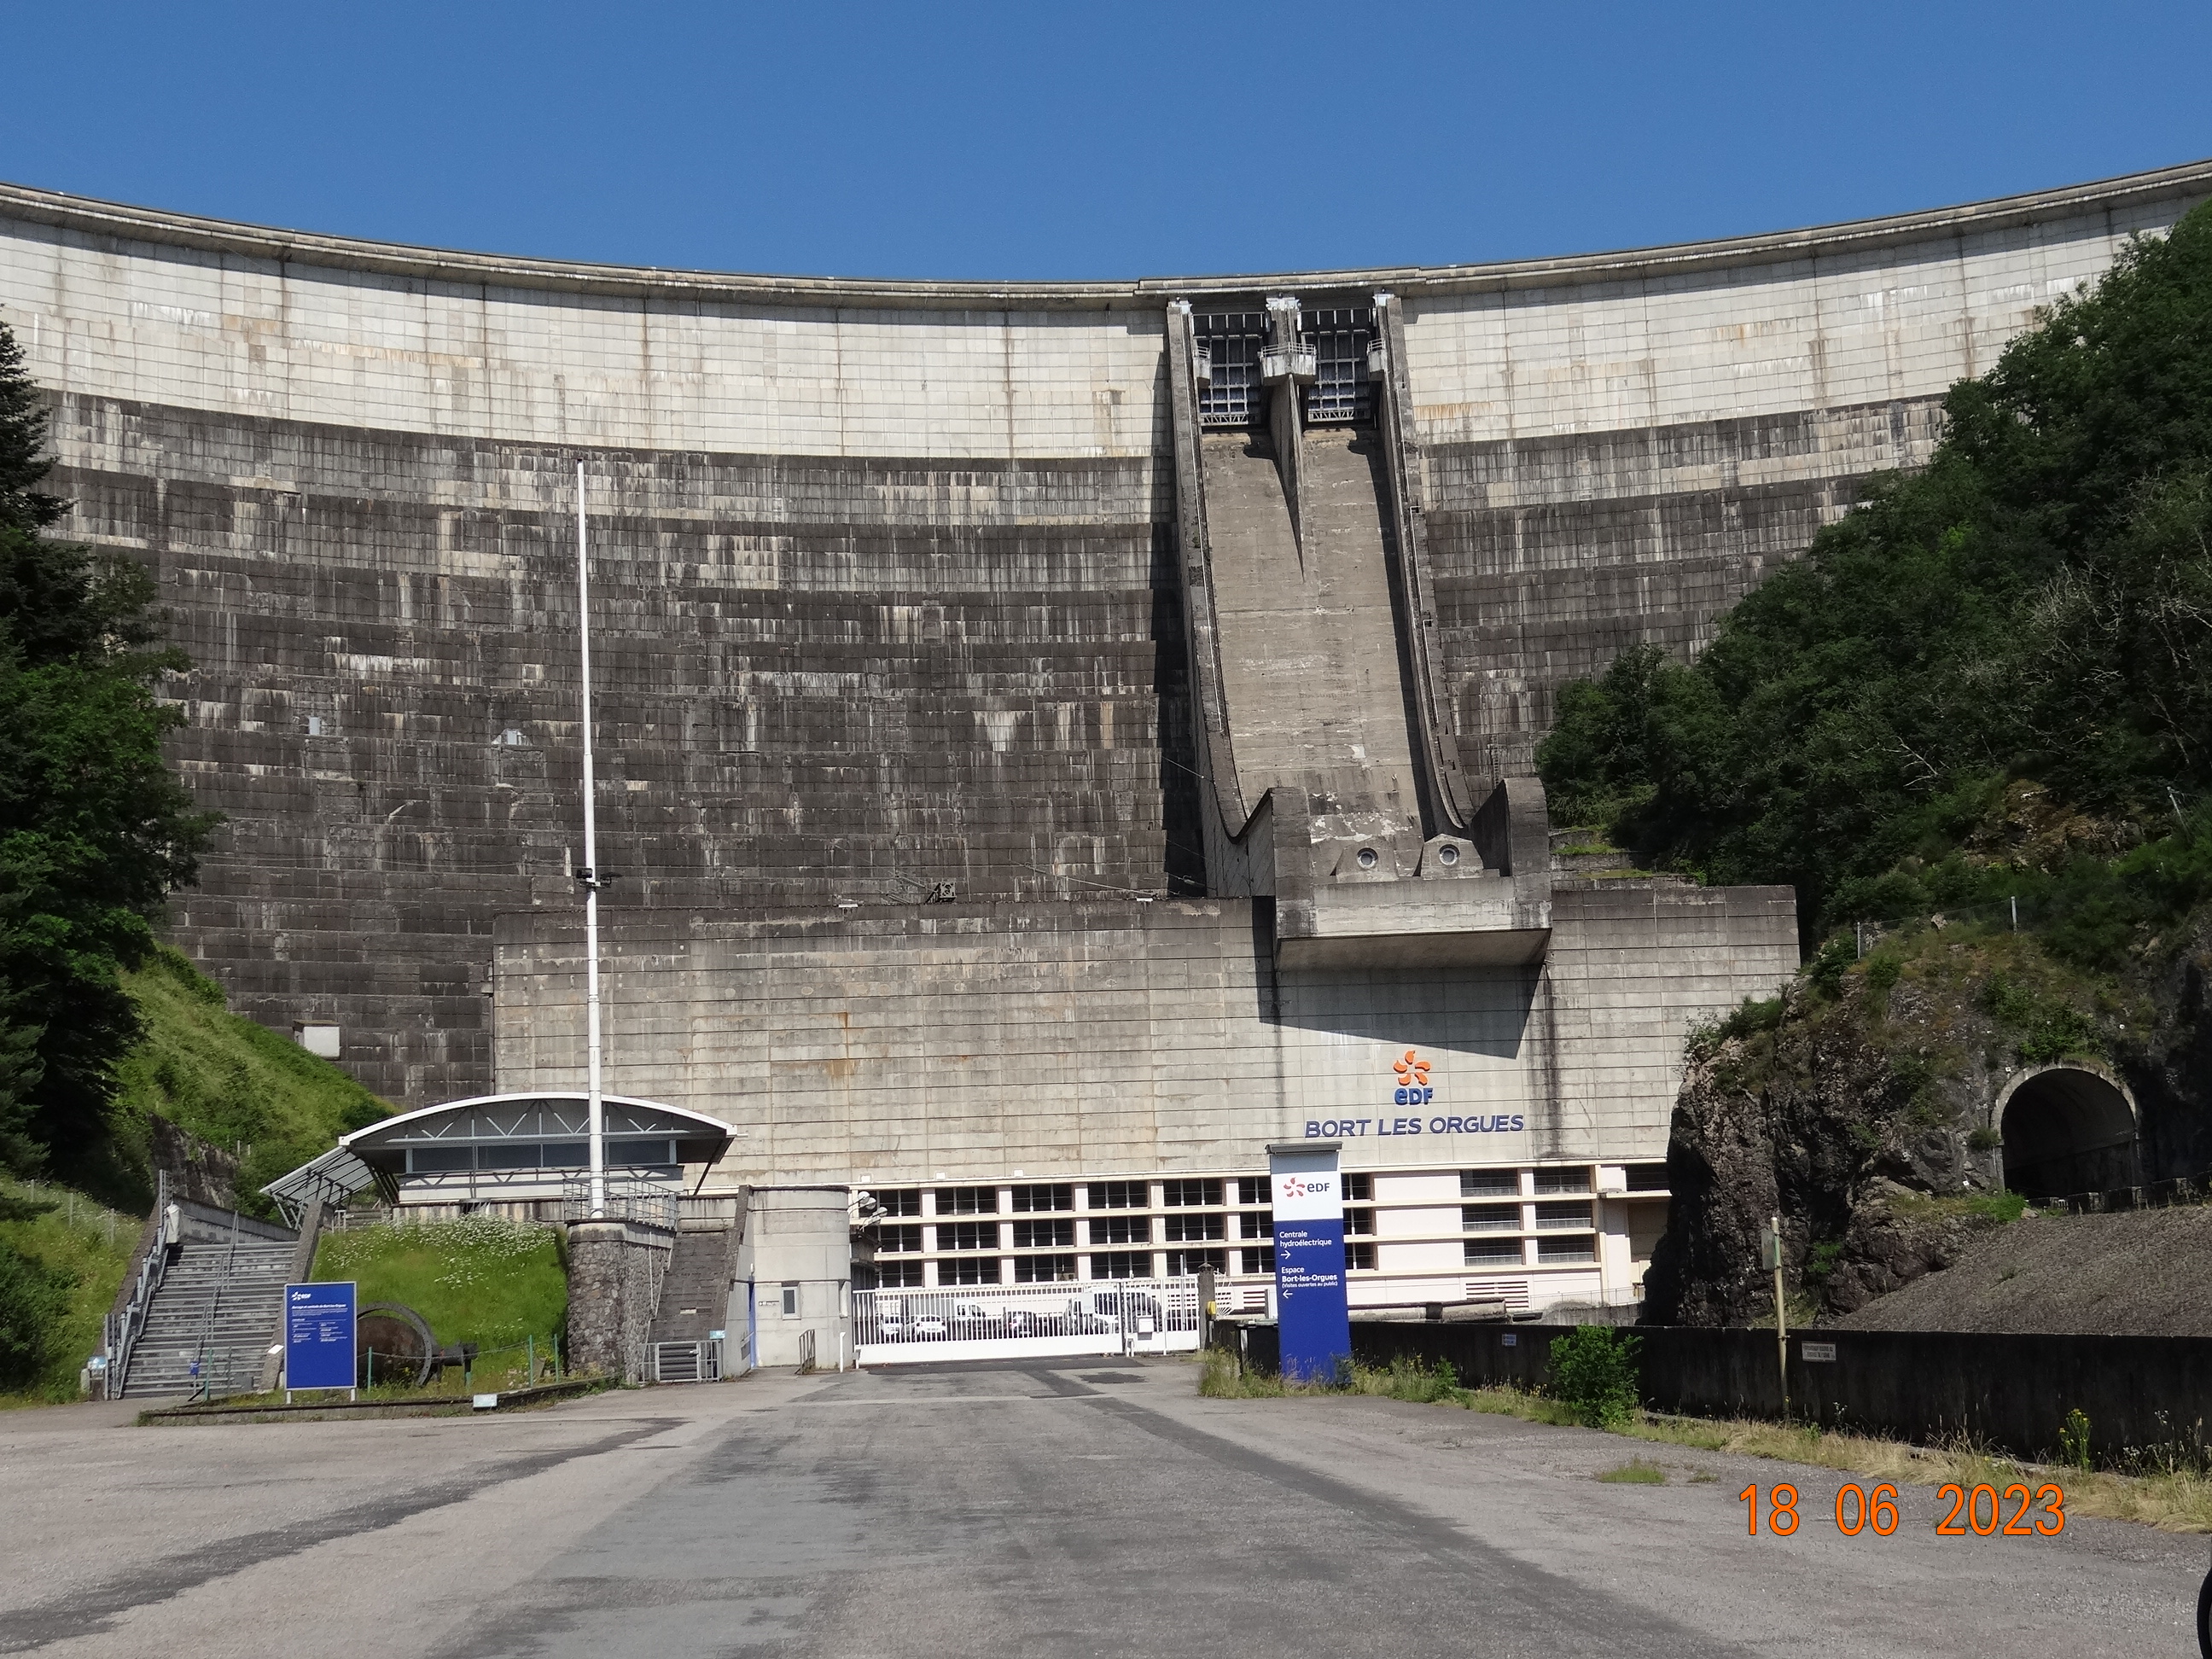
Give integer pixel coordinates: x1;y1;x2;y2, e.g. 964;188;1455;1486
4;2;2208;280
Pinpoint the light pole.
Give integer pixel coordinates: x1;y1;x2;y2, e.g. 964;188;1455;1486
575;460;605;1220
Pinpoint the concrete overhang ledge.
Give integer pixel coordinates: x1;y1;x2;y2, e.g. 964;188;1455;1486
1275;877;1552;969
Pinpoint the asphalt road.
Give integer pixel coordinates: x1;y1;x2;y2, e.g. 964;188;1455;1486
1;1361;2203;1656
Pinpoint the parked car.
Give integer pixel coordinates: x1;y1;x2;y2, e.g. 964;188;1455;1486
1067;1295;1121;1335
950;1301;1001;1337
910;1314;949;1340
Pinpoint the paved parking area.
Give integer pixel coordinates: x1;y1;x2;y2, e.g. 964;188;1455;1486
1;1362;2203;1656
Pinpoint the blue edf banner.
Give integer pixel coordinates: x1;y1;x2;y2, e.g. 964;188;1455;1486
285;1281;357;1391
1270;1144;1350;1383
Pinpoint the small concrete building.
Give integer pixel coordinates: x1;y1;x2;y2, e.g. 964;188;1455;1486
735;1189;856;1371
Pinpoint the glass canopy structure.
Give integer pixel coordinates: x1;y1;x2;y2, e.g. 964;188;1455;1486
263;1092;736;1224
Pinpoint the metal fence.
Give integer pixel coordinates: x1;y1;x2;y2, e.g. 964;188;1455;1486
560;1177;679;1232
855;1278;1202;1366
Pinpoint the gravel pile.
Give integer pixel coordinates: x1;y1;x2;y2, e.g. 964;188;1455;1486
1830;1207;2212;1335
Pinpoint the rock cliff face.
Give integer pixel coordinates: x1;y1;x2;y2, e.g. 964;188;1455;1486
1643;911;2212;1328
1640;989;1966;1326
2133;908;2212;1177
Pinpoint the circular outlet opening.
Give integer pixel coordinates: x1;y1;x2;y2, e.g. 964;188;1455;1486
1437;844;1460;866
1355;847;1380;870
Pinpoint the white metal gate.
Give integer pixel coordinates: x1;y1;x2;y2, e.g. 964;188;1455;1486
855;1278;1202;1366
653;1339;723;1382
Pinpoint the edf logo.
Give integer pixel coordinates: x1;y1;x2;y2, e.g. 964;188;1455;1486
1393;1049;1434;1106
290;1289;313;1301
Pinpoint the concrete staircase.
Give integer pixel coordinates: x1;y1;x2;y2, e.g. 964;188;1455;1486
650;1229;734;1348
646;1228;735;1380
119;1239;295;1399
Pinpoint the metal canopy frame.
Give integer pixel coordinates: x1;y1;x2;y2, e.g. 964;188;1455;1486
261;1146;397;1228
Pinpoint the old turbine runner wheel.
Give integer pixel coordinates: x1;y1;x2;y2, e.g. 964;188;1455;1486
357;1302;437;1388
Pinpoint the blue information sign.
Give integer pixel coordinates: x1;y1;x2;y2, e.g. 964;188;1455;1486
1269;1143;1351;1383
284;1281;357;1392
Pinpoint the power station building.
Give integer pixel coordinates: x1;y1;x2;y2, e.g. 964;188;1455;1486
7;164;2205;1320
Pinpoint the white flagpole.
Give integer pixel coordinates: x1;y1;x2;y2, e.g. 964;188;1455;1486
577;460;605;1221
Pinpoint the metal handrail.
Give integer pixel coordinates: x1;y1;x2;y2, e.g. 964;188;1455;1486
187;1205;242;1402
561;1177;680;1232
104;1171;169;1398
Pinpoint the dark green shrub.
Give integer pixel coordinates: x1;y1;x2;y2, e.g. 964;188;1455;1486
1534;202;2212;944
1802;1241;1845;1284
0;1238;67;1390
1546;1325;1641;1429
1807;933;1856;998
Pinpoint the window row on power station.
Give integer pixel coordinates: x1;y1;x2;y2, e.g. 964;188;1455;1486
864;1176;1278;1218
402;1138;678;1173
867;1200;1601;1257
859;1238;1404;1289
870;1212;1296;1252
860;1167;1663;1220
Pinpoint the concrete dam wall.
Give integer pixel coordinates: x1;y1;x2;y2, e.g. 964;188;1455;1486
1;164;2206;1110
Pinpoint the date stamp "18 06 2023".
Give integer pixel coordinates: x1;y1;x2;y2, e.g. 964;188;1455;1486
1739;1482;2067;1537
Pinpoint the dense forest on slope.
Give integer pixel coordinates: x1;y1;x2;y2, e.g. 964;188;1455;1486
1535;203;2212;1326
0;317;215;1190
1540;201;2212;948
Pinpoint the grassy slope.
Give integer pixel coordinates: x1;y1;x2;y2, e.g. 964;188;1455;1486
313;1218;568;1386
108;946;391;1215
3;949;395;1405
0;1176;138;1405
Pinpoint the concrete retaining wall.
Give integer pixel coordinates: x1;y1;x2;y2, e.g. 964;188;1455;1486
1349;1322;2212;1463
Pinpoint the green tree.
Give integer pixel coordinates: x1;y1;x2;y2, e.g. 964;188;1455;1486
0;1188;68;1391
0;316;214;1175
1537;202;2212;937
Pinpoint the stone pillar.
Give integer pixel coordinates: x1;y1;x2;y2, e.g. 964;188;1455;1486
566;1221;628;1377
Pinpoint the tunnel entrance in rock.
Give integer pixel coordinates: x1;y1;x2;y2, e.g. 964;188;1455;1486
1999;1065;2139;1200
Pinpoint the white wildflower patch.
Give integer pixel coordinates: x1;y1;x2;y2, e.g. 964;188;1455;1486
319;1215;556;1287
